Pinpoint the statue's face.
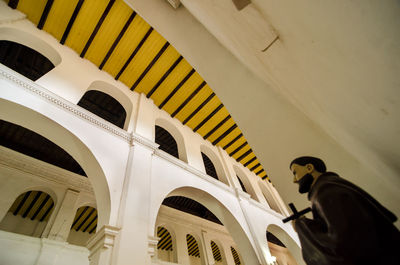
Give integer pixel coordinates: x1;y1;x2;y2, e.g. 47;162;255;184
290;164;311;183
291;163;315;193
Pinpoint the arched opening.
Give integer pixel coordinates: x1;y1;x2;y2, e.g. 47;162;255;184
202;152;219;180
67;206;98;246
234;166;259;201
0;190;55;237
157;226;175;262
266;224;303;265
211;240;223;264
237;175;247;192
258;182;282;213
0;40;55;81
187;234;201;265
230;246;242;265
156;125;179;159
77;90;127;129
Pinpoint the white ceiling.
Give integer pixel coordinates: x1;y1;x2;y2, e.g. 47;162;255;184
127;0;400;218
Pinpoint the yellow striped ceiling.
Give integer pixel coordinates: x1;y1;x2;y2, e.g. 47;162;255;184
7;0;269;180
71;206;98;234
186;234;200;257
157;226;173;251
8;190;54;222
231;246;242;265
211;241;222;262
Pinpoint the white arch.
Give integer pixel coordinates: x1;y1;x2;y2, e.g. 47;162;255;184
233;165;259;201
0;99;111;229
154;223;178;263
84;81;133;130
186;232;207;265
200;144;230;185
150;185;260;265
258;181;282;213
0;27;61;67
155;118;188;163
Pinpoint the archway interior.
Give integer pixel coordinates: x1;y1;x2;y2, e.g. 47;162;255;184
155;125;179;159
267;225;303;265
67;206;98;246
201;152;219;180
77;90;127;129
211;240;223;263
236;175;247;193
186;234;201;260
0;190;55;237
157;226;174;262
0;119;86;176
230;246;242;265
0;40;55;81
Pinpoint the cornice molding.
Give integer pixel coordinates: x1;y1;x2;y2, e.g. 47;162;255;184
0;66;131;143
0;146;94;193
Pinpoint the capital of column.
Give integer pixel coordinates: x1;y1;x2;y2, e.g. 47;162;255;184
148;235;160;259
87;225;120;259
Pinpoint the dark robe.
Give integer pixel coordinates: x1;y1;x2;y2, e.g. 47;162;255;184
295;172;400;265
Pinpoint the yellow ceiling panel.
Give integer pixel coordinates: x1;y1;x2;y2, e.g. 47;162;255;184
161;72;205;113
174;86;213;122
214;127;242;148
84;1;133;66
185;97;221;129
64;0;109;54
195;107;230;136
133;46;181;94
206;118;236;143
150;60;192;106
246;159;260;170
224;137;247;154
17;0;47;25
118;31;167;87
43;0;79;41
102;16;151;77
231;144;251;160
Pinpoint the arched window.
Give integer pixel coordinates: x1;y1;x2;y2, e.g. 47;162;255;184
211;241;223;263
201;152;218;180
155;125;179;159
186;234;201;260
231;246;242;265
157;226;174;262
67;206;97;246
0;190;55;237
236;175;247;193
0;119;86;176
0;40;55;81
77;90;127;129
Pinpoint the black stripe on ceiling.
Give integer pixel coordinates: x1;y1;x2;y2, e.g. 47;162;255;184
39;202;54;222
80;0;116;57
171;81;206;118
99;11;136;70
236;148;252;163
71;206;89;228
131;42;170;91
8;0;18;9
262;175;268;180
250;163;261;171
76;208;95;231
22;192;41;218
31;195;50;220
256;168;265;175
147;56;183;98
60;0;84;45
229;141;247;156
222;133;242;150
89;225;97;234
158;68;196;109
13;191;31;216
243;156;256;167
203;115;231;140
193;103;223;132
83;215;97;232
183;92;215;125
37;0;54;29
212;124;237;146
115;27;153;80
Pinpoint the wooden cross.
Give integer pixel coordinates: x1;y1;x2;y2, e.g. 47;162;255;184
282;203;312;223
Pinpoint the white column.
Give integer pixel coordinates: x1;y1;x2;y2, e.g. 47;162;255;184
112;142;156;265
175;227;190;265
47;188;80;241
200;230;213;265
87;225;120;265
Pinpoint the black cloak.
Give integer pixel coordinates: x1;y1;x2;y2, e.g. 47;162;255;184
295;172;400;265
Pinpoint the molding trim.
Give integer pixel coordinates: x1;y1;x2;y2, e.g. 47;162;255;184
0;146;94;193
86;225;120;256
0;65;131;143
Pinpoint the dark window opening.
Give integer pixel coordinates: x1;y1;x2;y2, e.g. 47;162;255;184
266;231;286;248
201;152;218;180
0;40;55;81
162;196;222;225
77;90;126;129
236;175;247;193
155;125;179;159
0;119;86;176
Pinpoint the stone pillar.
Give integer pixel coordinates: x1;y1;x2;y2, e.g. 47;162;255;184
148;235;159;263
175;227;190;265
220;243;235;265
86;225;120;265
35;238;67;265
200;230;213;265
47;188;80;241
